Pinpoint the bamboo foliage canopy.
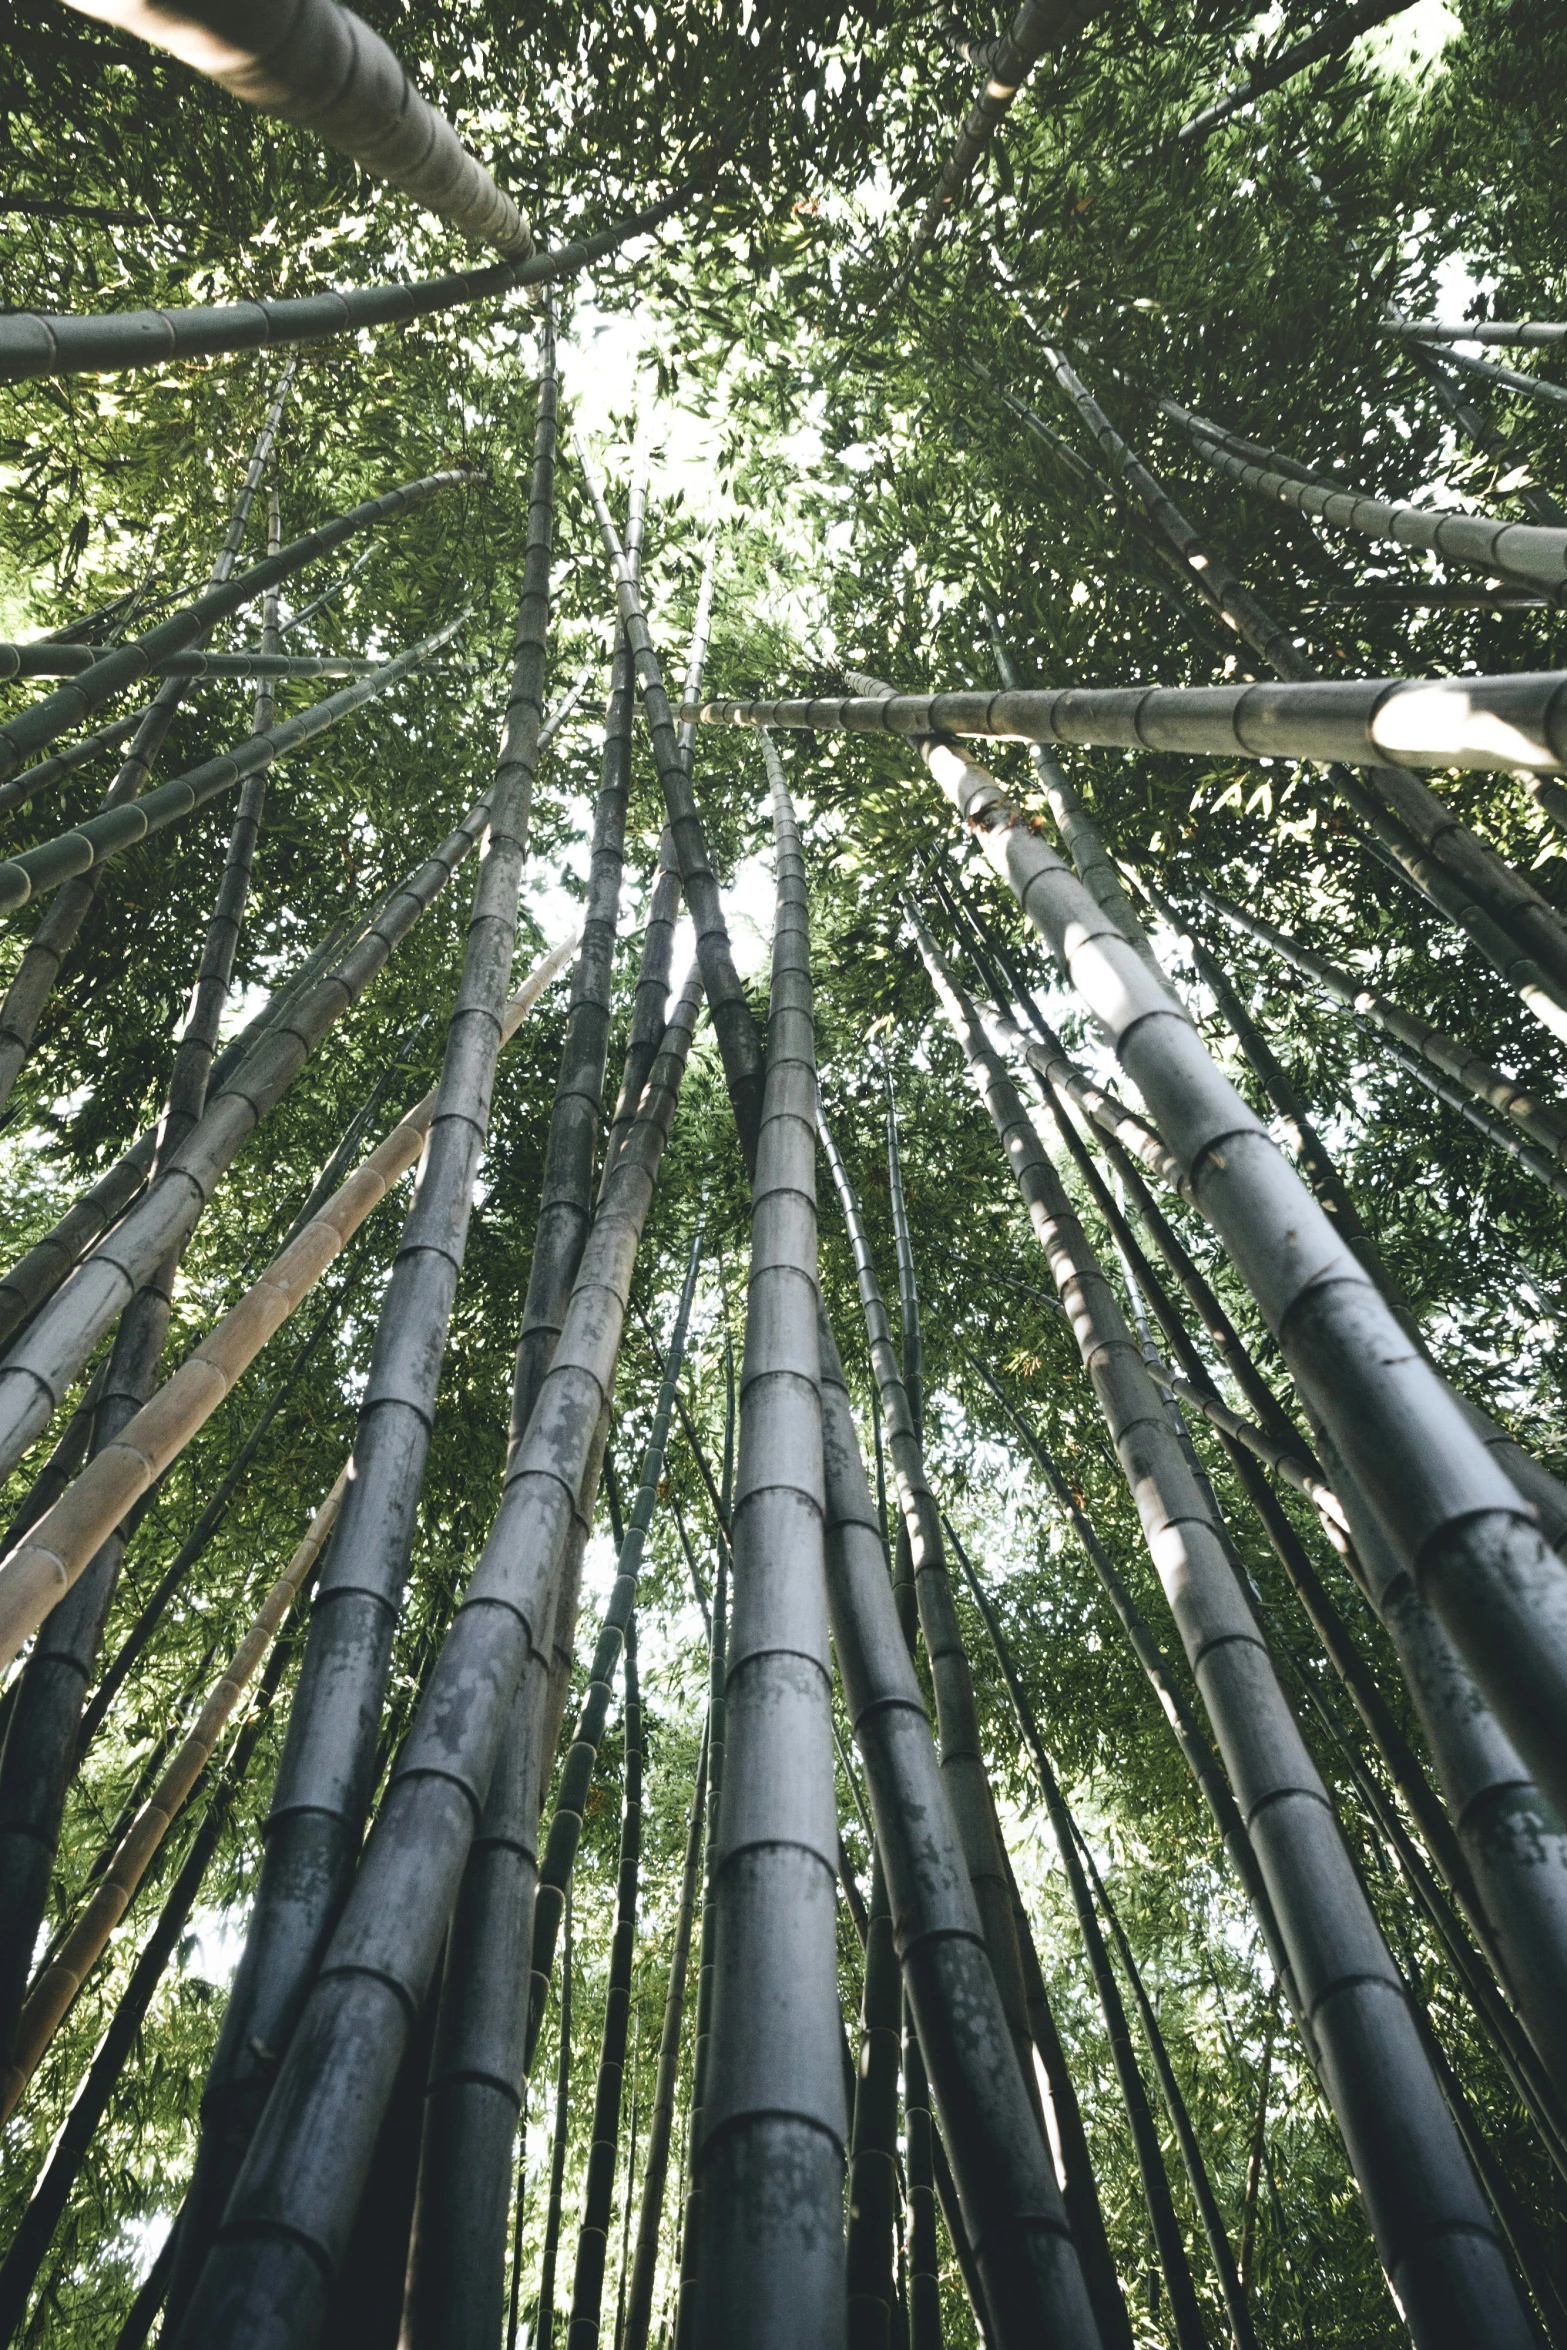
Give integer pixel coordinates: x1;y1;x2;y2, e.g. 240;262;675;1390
4;2;1567;2347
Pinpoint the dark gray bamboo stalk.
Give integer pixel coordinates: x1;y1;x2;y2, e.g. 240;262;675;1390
1398;335;1567;412
902;2013;943;2350
959;1535;1256;2350
821;1110;1051;2124
160;327;560;2333
64;0;532;257
574;433;766;1174
0;704;154;820
1407;345;1567;528
566;1615;644;2349
537;1888;574;2350
911;723;1567;1889
689;754;847;2346
0;646;380;679
846;1848;903;2350
613;1987;640;2350
0;1597;302;2347
0;906;362;1352
915;910;1533;2346
884;1083;923;1442
0;765;494;1493
0;617;464;924
0;359;297;1111
670;1547;728;2350
817;1310;1103;2349
0;187;698;388
1175;0;1416;142
525;1231;704;2070
901;0;1102;271
1387;319;1567;347
1201;882;1567;1165
622;1724;707;2350
0;461;461;788
166;971;703;2350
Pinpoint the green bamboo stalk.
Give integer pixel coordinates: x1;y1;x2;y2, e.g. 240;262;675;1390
566;1614;645;2350
63;0;533;257
915;907;1534;2346
0;704;154;820
1176;0;1417;143
525;1232;704;2072
0;645;381;679
0;186;699;387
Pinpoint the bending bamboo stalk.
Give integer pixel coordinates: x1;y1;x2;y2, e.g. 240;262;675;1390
0;466;468;783
65;0;532;258
0;186;699;388
0;939;574;1671
0;617;466;920
166;974;703;2349
0;1468;349;2117
915;908;1535;2345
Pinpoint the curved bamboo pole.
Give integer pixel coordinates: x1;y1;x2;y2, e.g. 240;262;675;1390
688;756;847;2344
0;940;574;1669
0;187;699;387
65;0;532;258
915;910;1534;2346
166;970;702;2348
0;1469;348;2117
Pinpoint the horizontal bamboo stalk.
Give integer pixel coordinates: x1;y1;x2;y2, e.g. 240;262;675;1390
0;185;697;386
1173;409;1567;592
66;0;532;258
1413;340;1567;411
1199;885;1567;1158
1384;319;1567;347
0;616;465;918
0;468;470;780
0;646;385;681
0;1466;349;2119
0;936;577;1668
688;669;1567;775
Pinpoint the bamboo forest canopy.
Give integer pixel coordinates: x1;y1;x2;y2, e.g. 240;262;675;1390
3;0;1567;2345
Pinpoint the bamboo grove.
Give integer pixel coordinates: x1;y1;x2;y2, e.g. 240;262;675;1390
3;0;1567;2342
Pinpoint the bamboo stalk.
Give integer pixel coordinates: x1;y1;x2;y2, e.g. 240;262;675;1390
536;1889;575;2350
915;909;1535;2346
0;187;700;387
1398;334;1567;412
525;1232;704;2072
0;705;154;819
0;1469;347;2115
845;1847;903;2350
621;1724;707;2350
0;645;383;679
166;972;704;2349
820;1111;1042;2122
574;433;767;1171
1387;319;1567;348
689;669;1567;777
161;325;562;2339
565;1614;645;2349
670;1544;729;2350
64;0;533;258
958;1541;1231;2350
0;466;467;783
1176;0;1417;143
912;724;1567;1863
689;753;847;2345
0;941;572;1669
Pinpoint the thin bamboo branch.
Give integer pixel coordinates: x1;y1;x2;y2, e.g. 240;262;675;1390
1176;0;1416;143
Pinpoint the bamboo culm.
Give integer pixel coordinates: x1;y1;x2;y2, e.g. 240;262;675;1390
819;1111;1042;2124
537;1887;575;2350
162;324;561;2333
916;723;1567;1902
402;468;639;2350
0;646;382;679
575;432;767;1171
817;1309;1103;2349
166;972;703;2348
670;1548;728;2350
0;704;153;819
65;0;533;258
1176;0;1417;142
959;1537;1259;2350
0;185;699;387
525;1231;702;2071
689;754;847;2347
915;909;1533;2345
621;1723;707;2350
845;1846;903;2350
565;1614;644;2350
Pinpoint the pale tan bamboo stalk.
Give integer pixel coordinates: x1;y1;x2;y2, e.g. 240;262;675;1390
0;1465;348;2118
0;936;576;1670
